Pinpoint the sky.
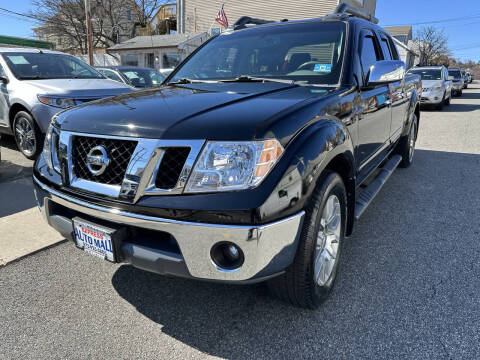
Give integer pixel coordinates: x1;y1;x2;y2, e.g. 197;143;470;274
1;0;480;62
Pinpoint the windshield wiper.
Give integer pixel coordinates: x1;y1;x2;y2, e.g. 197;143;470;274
219;75;295;84
20;75;49;80
167;78;216;85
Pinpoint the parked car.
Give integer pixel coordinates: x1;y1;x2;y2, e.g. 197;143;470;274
466;71;473;83
407;65;451;109
96;66;165;89
33;5;421;309
468;72;474;83
0;48;133;159
448;68;464;96
461;70;468;89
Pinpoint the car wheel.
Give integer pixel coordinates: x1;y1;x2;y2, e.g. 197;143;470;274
445;94;451;106
398;114;417;168
268;170;346;309
459;90;463;96
437;94;444;110
13;111;43;160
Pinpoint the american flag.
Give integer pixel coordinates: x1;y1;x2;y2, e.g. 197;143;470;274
215;4;229;28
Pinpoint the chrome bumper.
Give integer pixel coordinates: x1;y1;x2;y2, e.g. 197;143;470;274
33;175;304;282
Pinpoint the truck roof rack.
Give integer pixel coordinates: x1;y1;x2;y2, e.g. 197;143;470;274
231;16;277;30
326;3;379;24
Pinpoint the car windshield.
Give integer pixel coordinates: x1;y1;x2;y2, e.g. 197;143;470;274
170;22;346;85
119;68;165;88
2;52;104;80
407;69;442;80
448;70;461;78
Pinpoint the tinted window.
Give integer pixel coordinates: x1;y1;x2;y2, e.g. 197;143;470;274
119;68;165;88
380;37;391;60
387;37;400;60
448;70;461;79
171;22;347;85
407;69;442;80
359;30;382;75
101;69;123;82
2;52;103;80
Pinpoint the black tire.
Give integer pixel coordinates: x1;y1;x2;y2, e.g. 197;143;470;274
445;94;451;106
13;111;43;160
459;90;463;96
268;170;347;309
436;94;444;110
397;114;417;168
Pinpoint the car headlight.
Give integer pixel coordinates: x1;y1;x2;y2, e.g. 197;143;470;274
185;140;284;193
38;95;77;109
42;123;60;172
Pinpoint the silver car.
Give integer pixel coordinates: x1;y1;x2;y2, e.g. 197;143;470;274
0;48;133;159
448;68;464;97
406;65;452;110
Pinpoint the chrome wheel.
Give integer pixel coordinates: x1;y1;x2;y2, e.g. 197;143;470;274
15;117;36;157
408;120;416;162
314;194;341;286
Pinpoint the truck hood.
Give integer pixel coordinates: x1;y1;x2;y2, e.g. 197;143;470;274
55;82;335;142
22;78;133;98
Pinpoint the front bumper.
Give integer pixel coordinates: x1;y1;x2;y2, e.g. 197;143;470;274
33;175;304;283
420;92;443;104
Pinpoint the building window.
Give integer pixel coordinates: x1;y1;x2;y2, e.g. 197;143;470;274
121;54;139;66
126;10;131;21
162;53;181;68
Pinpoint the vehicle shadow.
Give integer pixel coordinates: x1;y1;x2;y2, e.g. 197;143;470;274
0;175;36;218
112;149;480;359
422;102;480;112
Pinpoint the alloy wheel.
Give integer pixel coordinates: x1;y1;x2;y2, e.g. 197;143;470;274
314;194;341;286
15;117;36;157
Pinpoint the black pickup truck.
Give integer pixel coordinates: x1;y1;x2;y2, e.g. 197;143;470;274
33;5;421;308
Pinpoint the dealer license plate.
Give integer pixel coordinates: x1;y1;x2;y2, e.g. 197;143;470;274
73;219;115;262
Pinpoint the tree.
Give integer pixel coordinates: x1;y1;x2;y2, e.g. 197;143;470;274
30;0;173;54
413;26;450;66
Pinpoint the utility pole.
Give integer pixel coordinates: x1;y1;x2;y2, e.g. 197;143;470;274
84;0;94;65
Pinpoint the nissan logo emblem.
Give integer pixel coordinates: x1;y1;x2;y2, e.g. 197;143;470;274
86;145;110;176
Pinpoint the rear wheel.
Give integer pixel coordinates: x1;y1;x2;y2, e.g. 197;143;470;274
459;90;463;96
13;111;43;160
397;114;417;168
436;93;445;110
445;94;451;105
268;171;346;309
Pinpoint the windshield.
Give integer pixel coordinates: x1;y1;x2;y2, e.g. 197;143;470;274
2;52;104;80
407;69;441;80
448;70;461;79
170;22;346;85
119;68;165;88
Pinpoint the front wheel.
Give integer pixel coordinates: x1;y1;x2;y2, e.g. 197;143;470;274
268;171;346;309
13;111;43;160
445;94;451;106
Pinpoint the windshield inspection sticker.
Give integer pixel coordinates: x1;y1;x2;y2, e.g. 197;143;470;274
314;64;332;73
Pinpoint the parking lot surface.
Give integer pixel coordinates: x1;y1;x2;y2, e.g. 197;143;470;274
1;85;479;359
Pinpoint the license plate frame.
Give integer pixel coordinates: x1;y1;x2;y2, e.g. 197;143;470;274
73;217;117;262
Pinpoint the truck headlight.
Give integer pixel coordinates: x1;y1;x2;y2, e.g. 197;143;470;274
38;95;77;109
185;140;284;193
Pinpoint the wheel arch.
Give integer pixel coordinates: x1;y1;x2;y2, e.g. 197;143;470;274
9;102;32;130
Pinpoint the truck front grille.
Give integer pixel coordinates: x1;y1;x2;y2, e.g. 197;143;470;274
155;147;191;189
72;136;137;185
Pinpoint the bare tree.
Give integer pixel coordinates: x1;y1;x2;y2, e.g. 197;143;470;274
414;26;450;66
30;0;170;54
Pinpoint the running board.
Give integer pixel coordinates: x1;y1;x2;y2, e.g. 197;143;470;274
354;155;402;220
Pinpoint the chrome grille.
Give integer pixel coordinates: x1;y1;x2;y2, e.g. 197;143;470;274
72;136;137;185
155;147;191;189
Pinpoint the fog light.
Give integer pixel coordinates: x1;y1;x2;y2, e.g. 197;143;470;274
211;242;244;271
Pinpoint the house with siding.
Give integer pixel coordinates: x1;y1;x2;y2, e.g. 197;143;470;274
178;0;376;35
109;0;377;70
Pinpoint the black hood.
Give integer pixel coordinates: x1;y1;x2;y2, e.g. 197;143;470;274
56;82;336;144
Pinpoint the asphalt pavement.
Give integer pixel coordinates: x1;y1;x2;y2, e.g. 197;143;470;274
1;85;480;359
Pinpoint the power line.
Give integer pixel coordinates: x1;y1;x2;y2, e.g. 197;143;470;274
382;13;480;27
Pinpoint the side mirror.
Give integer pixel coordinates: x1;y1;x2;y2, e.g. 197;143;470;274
366;60;406;86
0;74;8;84
447;76;454;81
